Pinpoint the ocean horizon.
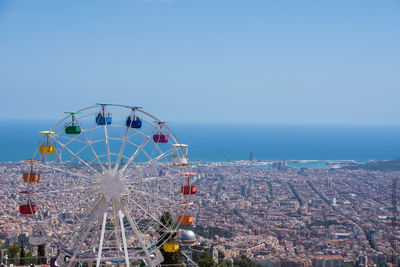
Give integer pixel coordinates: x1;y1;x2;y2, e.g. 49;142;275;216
1;119;400;163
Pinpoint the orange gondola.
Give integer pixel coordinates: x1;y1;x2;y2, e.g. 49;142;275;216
22;160;40;183
177;215;193;226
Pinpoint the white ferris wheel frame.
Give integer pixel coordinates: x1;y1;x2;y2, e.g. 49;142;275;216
23;104;194;267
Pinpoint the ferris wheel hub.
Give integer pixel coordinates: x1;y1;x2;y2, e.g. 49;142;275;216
98;170;127;201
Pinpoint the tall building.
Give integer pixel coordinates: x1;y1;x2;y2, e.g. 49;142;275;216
249;152;254;161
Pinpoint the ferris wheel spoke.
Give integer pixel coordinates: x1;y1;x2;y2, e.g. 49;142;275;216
112;198;122;253
124;196;170;231
120;199;153;265
128;188;177;205
74;116;107;172
38;198;84;243
127;120;158;140
123;140;168;167
117;203;130;266
34;162;93;180
96;202;108;267
35;184;98;196
91;199;106;255
113;127;131;173
68;196;104;267
47;192;101;224
57;215;78;238
128;150;174;176
52;129;82;144
103;122;112;170
118;134;153;174
38;217;64;244
147;148;174;164
51;130;94;160
51;137;102;176
126;175;181;185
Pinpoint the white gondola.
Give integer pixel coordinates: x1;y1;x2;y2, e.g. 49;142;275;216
143;249;164;266
172;144;188;166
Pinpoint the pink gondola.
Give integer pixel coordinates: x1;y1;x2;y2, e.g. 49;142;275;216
153;134;169;143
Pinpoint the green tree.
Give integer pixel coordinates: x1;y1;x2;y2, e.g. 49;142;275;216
7;244;19;265
19;241;26;266
26;251;34;265
218;250;225;263
233;255;262;267
216;250;233;266
157;212;181;265
217;261;233;267
197;251;215;267
37;244;46;264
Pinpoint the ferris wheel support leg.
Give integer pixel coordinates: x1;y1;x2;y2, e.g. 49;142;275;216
121;200;155;267
68;197;103;267
118;207;130;267
96;210;108;267
92;200;106;253
112;198;123;253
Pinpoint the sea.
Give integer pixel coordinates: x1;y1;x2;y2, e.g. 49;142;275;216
1;119;400;164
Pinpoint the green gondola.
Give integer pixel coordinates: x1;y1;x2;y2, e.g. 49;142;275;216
64;112;81;135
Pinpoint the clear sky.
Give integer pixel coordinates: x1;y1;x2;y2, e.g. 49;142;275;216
0;0;399;124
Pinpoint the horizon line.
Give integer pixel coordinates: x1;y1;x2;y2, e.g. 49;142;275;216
1;117;400;127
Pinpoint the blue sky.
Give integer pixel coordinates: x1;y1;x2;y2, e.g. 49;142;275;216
0;0;399;124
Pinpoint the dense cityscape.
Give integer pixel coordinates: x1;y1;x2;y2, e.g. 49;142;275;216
0;159;398;266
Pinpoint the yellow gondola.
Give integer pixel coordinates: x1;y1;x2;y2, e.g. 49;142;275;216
163;241;179;253
39;131;56;155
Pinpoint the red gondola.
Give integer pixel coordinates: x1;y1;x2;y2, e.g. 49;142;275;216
181;185;197;195
20;201;37;215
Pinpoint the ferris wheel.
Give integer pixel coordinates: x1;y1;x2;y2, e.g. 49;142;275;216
19;104;197;267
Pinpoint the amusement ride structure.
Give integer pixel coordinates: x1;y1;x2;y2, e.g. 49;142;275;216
19;104;197;267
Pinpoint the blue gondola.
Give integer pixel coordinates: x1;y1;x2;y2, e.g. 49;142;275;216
96;114;112;125
95;105;112;125
126;115;142;128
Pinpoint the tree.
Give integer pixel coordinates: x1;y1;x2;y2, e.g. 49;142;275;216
157;212;181;265
233;255;262;267
19;241;26;266
7;244;19;265
217;261;233;267
218;250;225;263
26;251;34;265
197;251;215;267
37;244;46;264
